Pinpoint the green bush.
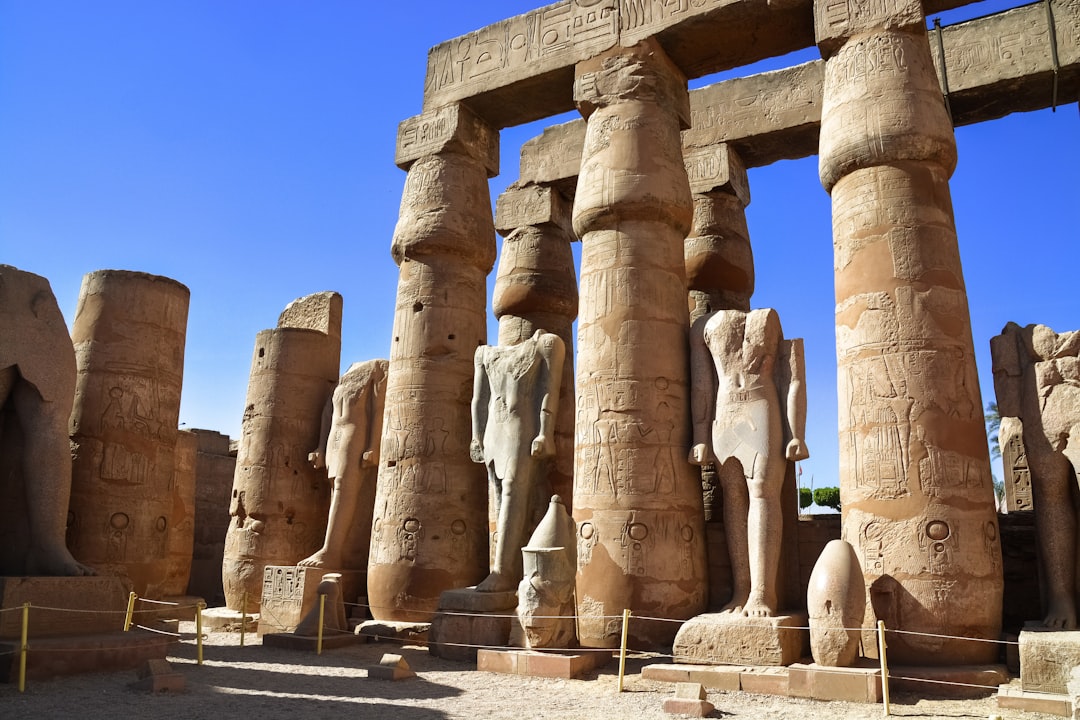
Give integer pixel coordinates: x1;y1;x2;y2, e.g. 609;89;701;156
813;486;841;511
799;487;813;510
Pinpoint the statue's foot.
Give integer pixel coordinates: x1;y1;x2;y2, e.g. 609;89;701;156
742;593;775;618
297;549;337;568
476;572;516;593
1043;600;1077;630
719;597;747;615
26;546;96;577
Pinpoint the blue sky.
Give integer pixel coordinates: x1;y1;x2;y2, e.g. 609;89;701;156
2;0;1076;488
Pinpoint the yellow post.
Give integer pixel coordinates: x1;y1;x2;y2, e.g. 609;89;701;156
877;620;891;716
18;602;29;693
196;601;205;665
617;608;631;693
123;591;137;631
316;593;326;655
240;591;247;647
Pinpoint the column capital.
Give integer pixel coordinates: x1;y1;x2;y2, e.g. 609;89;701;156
573;38;691;128
494;184;573;239
684;144;750;204
814;0;926;57
395;103;499;177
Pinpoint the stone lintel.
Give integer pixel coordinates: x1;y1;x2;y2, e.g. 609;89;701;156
495;184;573;237
395;103;499;177
814;0;926;57
421;0;978;129
684;144;750;202
574;38;691;127
518;120;586;189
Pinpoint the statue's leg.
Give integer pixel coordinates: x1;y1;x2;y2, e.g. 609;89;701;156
14;378;94;576
1030;446;1076;628
718;457;750;613
478;462;529;593
299;473;359;568
744;454;783;617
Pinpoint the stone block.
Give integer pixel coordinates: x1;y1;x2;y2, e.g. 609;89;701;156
258;566;363;635
200;606;257;632
1021;629;1080;695
262;631;360;651
642;663;744;691
477;648;611;679
495;184;572;236
0;630;171;682
356;620;430;645
998;682;1072;717
891;664;1009;698
674;612;809;666
683;145;749;202
814;0;925;57
739;667;790;696
0;576;130;638
368;653;416;681
662;698;715;717
787;662;882;703
395;103;499;176
129;658;185;693
518;120;586;190
428;588;515;662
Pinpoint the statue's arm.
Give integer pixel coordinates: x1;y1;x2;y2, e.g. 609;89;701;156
308;388;334;470
779;337;809;461
689;315;715;465
532;333;566;458
990;326;1024;420
470;347;489;463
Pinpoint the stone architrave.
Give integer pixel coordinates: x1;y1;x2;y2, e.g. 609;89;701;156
992;323;1080;628
223;292;341;612
815;0;1002;664
298;359;388;575
368;103;498;622
494;183;579;509
186;429;235;604
68;270;190;598
0;265;91;577
998;413;1033;513
806;539;865;667
571;39;707;649
162;429;197;597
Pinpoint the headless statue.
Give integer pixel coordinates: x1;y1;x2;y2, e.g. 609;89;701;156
299;359;387;569
992;322;1080;629
470;329;565;593
689;308;807;616
0;265;93;576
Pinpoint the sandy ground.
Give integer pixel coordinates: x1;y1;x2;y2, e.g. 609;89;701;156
0;625;1064;720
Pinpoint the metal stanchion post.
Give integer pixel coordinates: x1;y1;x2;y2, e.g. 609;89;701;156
123;591;137;631
18;602;29;693
617;609;631;693
196;601;205;665
317;593;326;655
877;620;891;716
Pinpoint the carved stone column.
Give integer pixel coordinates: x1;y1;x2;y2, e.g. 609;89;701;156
816;0;1002;663
572;39;707;649
163;429;197;597
368;104;498;622
222;292;340;612
493;183;578;510
68;270;190;598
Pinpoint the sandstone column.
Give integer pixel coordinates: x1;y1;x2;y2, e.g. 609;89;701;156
68;270;190;598
162;428;197;598
493;183;578;512
816;0;1002;663
368;103;498;622
572;39;707;648
187;429;235;604
223;292;341;612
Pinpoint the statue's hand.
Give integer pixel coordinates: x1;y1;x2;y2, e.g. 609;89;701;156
786;438;809;461
308;450;325;470
469;438;485;463
689;443;711;465
531;433;555;458
361;450;377;468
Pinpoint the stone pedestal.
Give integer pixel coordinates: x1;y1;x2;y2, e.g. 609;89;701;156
673;612;809;666
258;565;364;635
788;662;883;703
0;576;130;637
477;648;611;679
429;587;516;662
1020;628;1080;695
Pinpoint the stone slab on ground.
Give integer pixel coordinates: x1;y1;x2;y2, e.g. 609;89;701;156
998;681;1072;717
368;653;416;681
662;697;715;716
477;648;612;679
357;620;430;645
673;612;808;666
1020;628;1080;695
0;630;173;682
0;576;131;638
890;664;1009;698
788;662;882;703
262;631;363;651
200;606;258;632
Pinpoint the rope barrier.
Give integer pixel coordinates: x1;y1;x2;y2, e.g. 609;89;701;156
132;624;183;637
137;597;184;606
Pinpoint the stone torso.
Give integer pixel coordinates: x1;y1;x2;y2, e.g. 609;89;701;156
479;337;545;478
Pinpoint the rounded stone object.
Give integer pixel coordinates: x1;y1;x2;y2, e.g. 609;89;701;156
807;539;865;667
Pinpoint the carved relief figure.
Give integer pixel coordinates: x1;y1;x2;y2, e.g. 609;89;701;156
298;359;387;570
470;329;566;592
992;322;1080;628
689;308;808;616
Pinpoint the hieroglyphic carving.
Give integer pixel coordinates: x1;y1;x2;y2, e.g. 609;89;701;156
1000;420;1033;512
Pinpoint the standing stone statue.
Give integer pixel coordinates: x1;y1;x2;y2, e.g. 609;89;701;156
299;359;387;572
470;329;565;592
0;265;92;576
992;322;1080;628
689;308;808;617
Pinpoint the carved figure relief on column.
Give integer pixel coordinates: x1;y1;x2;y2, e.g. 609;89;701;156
689;308;809;617
471;329;565;592
299;359;388;572
992;322;1080;628
0;265;92;576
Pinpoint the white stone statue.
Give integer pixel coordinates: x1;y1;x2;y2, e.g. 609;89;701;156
470;329;565;592
992;322;1080;629
689;308;808;616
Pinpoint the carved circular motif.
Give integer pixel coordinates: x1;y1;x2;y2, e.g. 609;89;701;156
155;516;167;532
110;512;129;530
926;520;949;541
985;522;998;541
681;525;694;542
451;519;466;535
628;523;648;541
403;518;421;533
579;522;594;540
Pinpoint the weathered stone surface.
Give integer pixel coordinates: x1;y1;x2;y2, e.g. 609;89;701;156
68;270;190;598
1;630;171;682
993;323;1080;628
368;653;416;680
517;496;577;649
999;417;1032;513
162;430;197;597
223;293;341;612
0;576;130;637
998;681;1072;717
519;122;585;195
641;663;744;691
0;265;88;577
396;103;499;177
807;539;864;667
788;662;883;703
258;565;363;635
429;587;515;662
186;429;235;604
572;40;706;650
478;648;610;678
663;683;714;717
294;572;347;637
1020;622;1080;692
129;658;185;693
673;612;809;666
